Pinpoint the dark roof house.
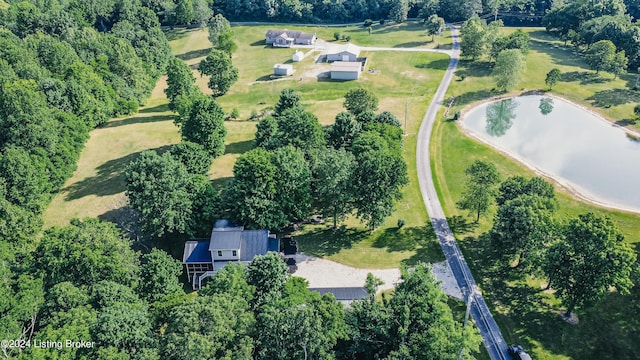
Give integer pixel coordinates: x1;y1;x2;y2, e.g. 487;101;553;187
183;220;280;289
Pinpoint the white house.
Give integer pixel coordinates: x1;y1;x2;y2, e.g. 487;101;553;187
273;63;294;76
183;220;280;289
327;44;361;62
265;29;317;47
331;61;362;80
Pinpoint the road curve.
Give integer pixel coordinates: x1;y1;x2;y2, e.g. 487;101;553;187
415;25;511;360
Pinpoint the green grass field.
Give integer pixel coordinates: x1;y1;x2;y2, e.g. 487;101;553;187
432;27;640;360
45;22;449;269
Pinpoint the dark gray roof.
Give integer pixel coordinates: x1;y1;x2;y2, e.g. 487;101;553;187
239;230;270;261
209;230;242;251
297;33;316;40
309;287;369;301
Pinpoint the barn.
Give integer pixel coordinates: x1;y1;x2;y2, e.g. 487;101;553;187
327;44;361;62
330;61;361;80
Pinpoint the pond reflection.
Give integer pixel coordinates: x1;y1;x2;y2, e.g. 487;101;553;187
485;99;518;137
463;95;640;212
539;97;554;116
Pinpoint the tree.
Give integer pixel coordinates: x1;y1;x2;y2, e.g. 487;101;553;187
175;0;195;25
344;87;378;115
460;16;487;60
439;0;482;22
351;133;408;229
192;0;213;27
386;264;482;359
165;56;196;110
457;160;500;222
375;111;401;127
247;252;289;306
311;148;355;229
490;29;530;60
163;294;254;359
326;112;361;149
271;146;312;224
197;49;238;97
418;0;440;21
492;49;527;91
274;88;301;115
255;117;278;148
207;14;231;47
496;176;555;206
125;151;196;236
365;273;384;295
425;15;445;41
272;106;326;152
490;195;557;267
217;30;237;54
585;40;616;74
223;148;285;230
169;141;211;174
609;50;628;79
389;0;409;23
34;218;139;288
634;104;640;118
485;99;518;137
545;213;636;317
180;96;227;157
136;249;184;303
545;68;562;89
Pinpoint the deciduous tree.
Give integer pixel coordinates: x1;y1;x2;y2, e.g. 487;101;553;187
545;68;562;89
492;49;527;91
180;96;227;157
165;56;196;110
457;160;500;222
545;213;636;317
136;249;184;303
326;112;361;149
274;88;301;115
169;141;211;174
344;87;378;115
197;49;238;97
585;40;616;74
425;14;445;41
311;148;355;229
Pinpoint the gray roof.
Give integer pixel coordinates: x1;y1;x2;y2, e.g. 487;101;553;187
209;230;242;251
266;29;313;40
309;287;369;301
239;230;270;261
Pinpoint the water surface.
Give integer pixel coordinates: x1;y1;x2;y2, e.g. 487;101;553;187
462;95;640;212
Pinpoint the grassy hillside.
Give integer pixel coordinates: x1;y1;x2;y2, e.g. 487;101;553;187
432;27;640;360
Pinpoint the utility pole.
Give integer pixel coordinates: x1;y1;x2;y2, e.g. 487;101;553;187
457;293;474;360
404;100;408;136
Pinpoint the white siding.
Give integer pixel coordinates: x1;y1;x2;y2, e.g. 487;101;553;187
331;71;359;80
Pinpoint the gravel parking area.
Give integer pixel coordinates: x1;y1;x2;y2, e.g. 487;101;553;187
291;254;462;299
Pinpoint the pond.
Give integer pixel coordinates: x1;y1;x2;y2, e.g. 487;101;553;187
462;95;640;213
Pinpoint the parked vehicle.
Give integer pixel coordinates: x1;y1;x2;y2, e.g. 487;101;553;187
508;345;532;360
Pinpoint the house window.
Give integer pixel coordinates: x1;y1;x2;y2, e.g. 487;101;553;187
232;250;237;257
217;251;222;257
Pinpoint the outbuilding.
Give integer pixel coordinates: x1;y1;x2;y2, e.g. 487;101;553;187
292;50;305;62
273;63;294;76
330;61;361;80
327;44;361;62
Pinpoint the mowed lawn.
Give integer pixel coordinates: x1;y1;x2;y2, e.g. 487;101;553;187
45;22;450;269
432;27;640;359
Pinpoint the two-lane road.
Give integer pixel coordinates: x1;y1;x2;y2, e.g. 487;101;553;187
416;25;511;360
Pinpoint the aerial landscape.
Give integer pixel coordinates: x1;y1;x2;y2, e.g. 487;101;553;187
1;0;640;359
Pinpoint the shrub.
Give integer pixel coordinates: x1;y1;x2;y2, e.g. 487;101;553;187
230;108;240;119
345;35;351;42
363;19;373;27
634;104;640;118
453;111;461;120
333;32;341;41
397;219;405;229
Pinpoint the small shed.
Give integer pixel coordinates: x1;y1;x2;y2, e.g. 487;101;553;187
331;61;361;80
292;50;304;62
273;63;294;76
327;44;361;62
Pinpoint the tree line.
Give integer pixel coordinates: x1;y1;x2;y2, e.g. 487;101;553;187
2;216;482;359
457;160;637;318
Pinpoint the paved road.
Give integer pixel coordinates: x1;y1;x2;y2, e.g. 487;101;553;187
415;25;511;360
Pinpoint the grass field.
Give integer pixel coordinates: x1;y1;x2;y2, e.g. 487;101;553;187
44;22;450;268
432;27;640;360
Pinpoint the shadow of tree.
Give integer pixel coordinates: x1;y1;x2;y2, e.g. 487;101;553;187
587;88;640;107
139;103;170;114
372;225;437;252
296;227;370;257
416;58;450;71
561;71;610;85
176;47;212;61
63;145;173;201
616;119;638;127
447;215;478;235
210;176;233;191
224;139;254;155
99;205;140;241
456;60;493;79
529;38;585;67
250;39;268;47
393;41;429;48
455;89;498;107
103;114;174;128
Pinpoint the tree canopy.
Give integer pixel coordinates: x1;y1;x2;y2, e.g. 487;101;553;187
457;160;501;221
197;49;238;97
492;49;527;91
